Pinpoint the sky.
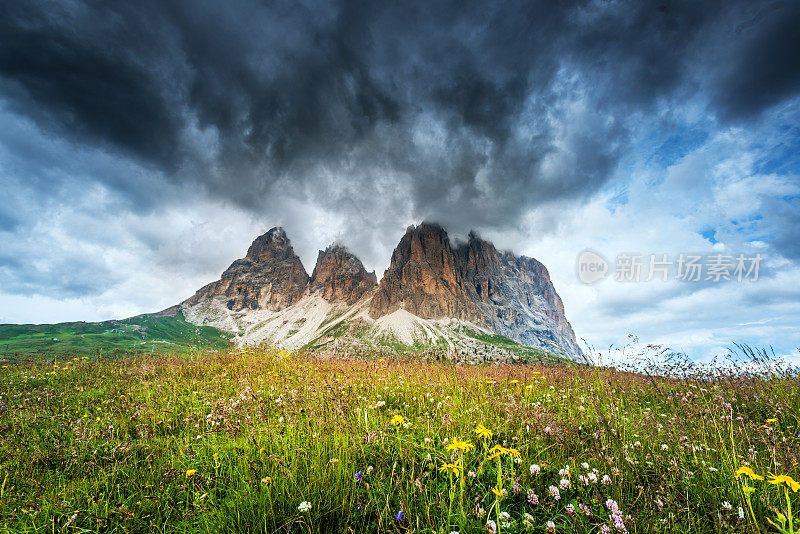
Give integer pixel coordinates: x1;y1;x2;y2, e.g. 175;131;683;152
1;0;799;363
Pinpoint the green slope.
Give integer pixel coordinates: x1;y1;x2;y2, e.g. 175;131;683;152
0;310;231;359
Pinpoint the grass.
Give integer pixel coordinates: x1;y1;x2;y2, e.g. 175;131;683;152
0;346;798;533
0;311;231;360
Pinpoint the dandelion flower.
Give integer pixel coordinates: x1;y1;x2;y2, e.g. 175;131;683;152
446;439;475;452
491;485;503;497
391;414;404;427
439;462;461;476
475;424;493;439
768;473;800;492
186;469;197;477
735;466;764;481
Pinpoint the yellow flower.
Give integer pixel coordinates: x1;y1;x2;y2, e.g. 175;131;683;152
768;474;800;492
186;469;197;477
439;462;461;476
765;418;777;423
213;453;219;459
511;380;519;384
735;466;764;481
445;440;475;452
261;476;272;486
474;424;493;439
391;414;404;427
258;447;266;454
491;486;503;497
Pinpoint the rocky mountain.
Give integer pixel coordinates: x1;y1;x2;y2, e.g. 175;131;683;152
310;244;377;304
369;223;581;356
181;223;582;359
185;227;309;311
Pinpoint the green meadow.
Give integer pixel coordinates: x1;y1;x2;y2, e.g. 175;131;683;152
0;347;798;533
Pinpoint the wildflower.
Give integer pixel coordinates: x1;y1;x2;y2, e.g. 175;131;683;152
548;486;560;500
439;462;461;476
475;424;493;439
261;476;272;485
446;439;475;452
559;465;569;477
186;469;197;477
468;470;476;478
722;501;733;511
735;466;764;481
581;462;590;470
546;520;556;533
738;506;745;519
566;503;576;516
491;486;503;498
355;471;362;481
601;474;612;485
765;418;777;423
366;465;374;474
661;444;669;451
527;489;539;505
530;463;541;475
578;502;592;516
485;519;497;534
544;426;553;434
601;526;611;534
767;473;800;492
298;501;312;512
391;414;404;427
258;447;266;454
559;478;570;490
395;509;403;521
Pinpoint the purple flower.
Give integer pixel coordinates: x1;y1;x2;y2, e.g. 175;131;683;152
395;509;403;521
355;471;362;481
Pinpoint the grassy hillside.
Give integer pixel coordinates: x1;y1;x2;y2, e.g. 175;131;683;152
0;310;231;360
0;347;797;532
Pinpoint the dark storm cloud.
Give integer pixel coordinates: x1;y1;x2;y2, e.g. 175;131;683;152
0;0;798;238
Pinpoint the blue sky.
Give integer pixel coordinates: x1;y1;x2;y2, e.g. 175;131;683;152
1;0;799;363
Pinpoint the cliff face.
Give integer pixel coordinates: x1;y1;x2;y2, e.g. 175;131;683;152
369;223;581;356
185;227;309;311
310;244;377;304
368;223;478;320
183;222;581;357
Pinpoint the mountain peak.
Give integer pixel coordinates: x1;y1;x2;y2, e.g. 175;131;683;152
185;227;309;311
310;244;377;304
245;226;292;261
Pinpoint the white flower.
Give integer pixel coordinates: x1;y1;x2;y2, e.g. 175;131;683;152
581;462;590;470
485;519;497;534
298;501;312;512
722;501;732;511
499;512;510;521
661;444;668;451
530;464;541;475
546;520;556;533
601;474;612;485
559;478;571;490
738;507;745;519
468;470;476;478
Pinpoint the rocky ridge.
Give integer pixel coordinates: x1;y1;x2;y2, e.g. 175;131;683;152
182;223;581;358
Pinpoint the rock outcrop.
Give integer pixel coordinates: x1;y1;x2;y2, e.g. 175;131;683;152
185;227;309;311
368;223;477;320
369;223;581;356
183;222;581;358
310;244;377;304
